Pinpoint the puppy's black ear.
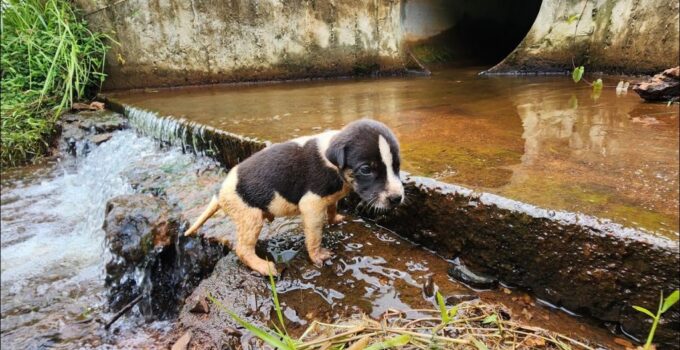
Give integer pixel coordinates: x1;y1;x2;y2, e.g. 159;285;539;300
326;142;346;169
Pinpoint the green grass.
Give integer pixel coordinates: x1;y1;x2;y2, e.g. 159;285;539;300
1;0;109;166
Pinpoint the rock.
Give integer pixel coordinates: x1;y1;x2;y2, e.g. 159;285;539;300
178;254;274;349
89;133;112;145
445;294;480;306
103;194;227;320
58;110;128;157
422;274;435;298
171;331;192;350
189;298;210;314
448;263;498;290
633;67;680;101
77;110;128;133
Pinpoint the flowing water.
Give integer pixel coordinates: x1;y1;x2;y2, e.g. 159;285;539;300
0;132;197;348
111;67;680;238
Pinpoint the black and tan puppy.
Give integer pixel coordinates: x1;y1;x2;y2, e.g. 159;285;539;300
184;119;404;275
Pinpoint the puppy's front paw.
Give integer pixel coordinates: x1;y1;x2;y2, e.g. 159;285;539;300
328;214;345;225
253;261;279;277
309;248;333;267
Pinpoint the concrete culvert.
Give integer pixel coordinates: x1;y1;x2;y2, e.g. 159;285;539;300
402;0;543;66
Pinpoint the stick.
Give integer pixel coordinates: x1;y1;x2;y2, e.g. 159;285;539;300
104;294;143;330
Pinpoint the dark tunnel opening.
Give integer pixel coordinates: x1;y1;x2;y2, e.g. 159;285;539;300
402;0;543;67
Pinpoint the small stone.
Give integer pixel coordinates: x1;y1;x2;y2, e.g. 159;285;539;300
421;274;435;298
90;133;112;145
171;331;192;350
445;294;479;305
223;326;242;337
189;298;210;314
447;264;498;290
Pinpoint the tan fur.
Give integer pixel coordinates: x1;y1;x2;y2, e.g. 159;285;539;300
184;162;351;276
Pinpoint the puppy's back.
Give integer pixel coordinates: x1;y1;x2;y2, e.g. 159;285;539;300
235;139;343;210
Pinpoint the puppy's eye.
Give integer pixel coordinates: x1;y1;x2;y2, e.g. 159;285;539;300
357;165;372;176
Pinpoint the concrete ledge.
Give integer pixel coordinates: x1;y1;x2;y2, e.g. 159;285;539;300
104;99;679;346
344;175;679;345
103;96;266;169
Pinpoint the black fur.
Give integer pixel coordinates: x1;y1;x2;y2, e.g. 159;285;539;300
326;120;401;204
236;139;344;210
235;119;401;211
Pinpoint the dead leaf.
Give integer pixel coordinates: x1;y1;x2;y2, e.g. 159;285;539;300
90;101;105;110
171;331;192;350
347;336;371;350
525;336;546;347
72;102;93;111
614;337;634;348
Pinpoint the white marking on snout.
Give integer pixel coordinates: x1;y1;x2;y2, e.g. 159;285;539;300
378;135;404;202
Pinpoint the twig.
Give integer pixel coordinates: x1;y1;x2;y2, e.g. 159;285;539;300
104;294;142;330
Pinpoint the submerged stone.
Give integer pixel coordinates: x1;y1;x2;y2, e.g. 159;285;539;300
448;263;499;290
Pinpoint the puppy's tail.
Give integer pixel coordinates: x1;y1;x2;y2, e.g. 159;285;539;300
184;196;220;236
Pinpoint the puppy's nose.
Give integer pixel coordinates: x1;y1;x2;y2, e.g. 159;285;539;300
388;194;402;206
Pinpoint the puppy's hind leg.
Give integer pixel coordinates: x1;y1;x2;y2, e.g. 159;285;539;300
300;195;333;267
233;208;276;276
326;202;345;225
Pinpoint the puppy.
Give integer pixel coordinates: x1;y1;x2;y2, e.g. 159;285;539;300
184;119;404;275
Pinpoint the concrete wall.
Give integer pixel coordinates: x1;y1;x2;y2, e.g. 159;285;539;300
488;0;680;74
80;0;680;89
78;0;404;90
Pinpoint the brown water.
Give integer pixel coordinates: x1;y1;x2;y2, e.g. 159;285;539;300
111;67;680;238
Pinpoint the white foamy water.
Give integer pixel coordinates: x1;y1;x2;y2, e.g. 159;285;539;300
0;131;192;348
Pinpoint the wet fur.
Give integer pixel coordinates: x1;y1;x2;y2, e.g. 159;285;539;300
184;119;403;276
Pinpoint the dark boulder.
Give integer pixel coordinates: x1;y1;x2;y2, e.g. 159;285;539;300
103;194;227;320
58;110;128;156
633;67;680;102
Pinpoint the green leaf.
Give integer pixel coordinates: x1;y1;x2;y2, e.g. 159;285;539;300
471;338;489;350
568;95;578;109
435;291;450;323
207;294;293;350
661;290;679;313
448;304;460;319
364;334;411;350
633;305;656;319
268;265;287;335
592;78;603;91
572;66;584;83
482;314;498;325
566;14;580;24
591;78;603;100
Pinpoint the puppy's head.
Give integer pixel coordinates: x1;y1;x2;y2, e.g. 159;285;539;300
326;119;404;210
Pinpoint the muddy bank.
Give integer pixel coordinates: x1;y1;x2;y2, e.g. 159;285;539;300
488;0;679;74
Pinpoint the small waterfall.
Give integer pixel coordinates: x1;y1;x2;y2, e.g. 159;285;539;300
1;131;204;348
125;105;266;168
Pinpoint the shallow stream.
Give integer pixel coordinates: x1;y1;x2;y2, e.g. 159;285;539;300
2;67;676;348
112;67;680;237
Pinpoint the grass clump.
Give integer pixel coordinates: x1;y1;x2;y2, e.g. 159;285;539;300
1;0;109;166
208;274;601;350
